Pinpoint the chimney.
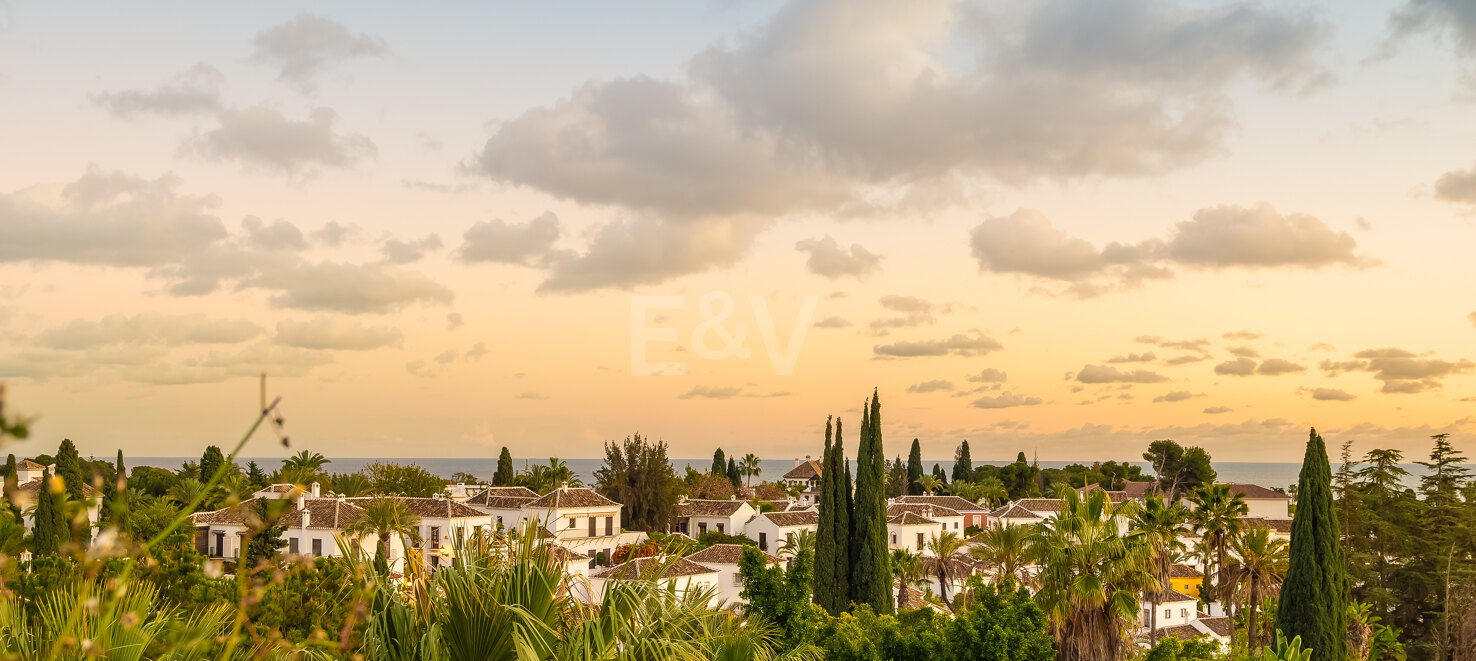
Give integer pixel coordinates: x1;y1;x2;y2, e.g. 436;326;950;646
794;457;801;467
296;493;306;510
310;482;320;498
302;506;311;529
805;455;811;463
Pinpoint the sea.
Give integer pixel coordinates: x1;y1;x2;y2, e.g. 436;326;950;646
120;457;1473;492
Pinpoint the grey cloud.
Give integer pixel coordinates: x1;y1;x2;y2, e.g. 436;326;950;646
906;380;954;393
873;331;1003;358
1203;406;1233;414
1161;203;1372;269
1257;358;1306;375
972;391;1044;409
968;368;1008;383
1223;330;1263;340
312;221;359;247
447;313;465;331
537;217;762;293
193;106;376;172
1305;387;1357;401
795;236;883;280
37;313;262;349
519;391;547;400
1165;355;1208;366
1215;357;1258;376
251;14;389;92
813;316;852;329
1435;163;1476;206
969;210;1107;280
1227;346;1261;358
1309;342;1337;351
870;294;953;331
251;261;454;314
1108;352;1156;364
274;316;402;350
1075;364;1170;384
93;64;223;117
1321;347;1475;393
457;213;560;265
679;385;743;399
124;342;332;384
465;342;488;362
380;234;443;265
1152;390;1201;403
243;216;310;252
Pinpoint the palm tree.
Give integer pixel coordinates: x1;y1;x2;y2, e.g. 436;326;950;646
546;458;582;488
976;477;1009;507
343;497;422;570
1130;495;1188;644
333;472;373;497
971;523;1032;587
778;528;815;562
282;450;330;475
167;478;207;510
890;549;927;609
1030;488;1155;661
924;531;967;608
1224;525;1288;650
740;454;762;488
916;474;942;495
1188;484;1248;603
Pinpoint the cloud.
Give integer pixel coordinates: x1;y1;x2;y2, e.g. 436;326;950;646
457;213;560;265
537;217;762;293
379;234;442;265
1203;406;1233;414
93;64;223;117
1075;364;1170;384
873;330;1003;358
679;385;743;399
250;13;389;92
1215;357;1258;376
1304;387;1357;401
465;342;488;362
1388;0;1476;84
969;210;1111;280
1309;342;1337;351
447;313;465;331
1227;346;1261;358
869;294;956;331
242;216;310;252
968;368;1008;383
1321;347;1475;394
37;313;263;349
311;221;358;247
193;106;376;173
1257;358;1306;376
972;391;1044;409
124;342;333;384
274;315;402;350
1152;390;1202;403
1138;336;1213;353
1165;355;1209;366
519;391;547;400
1107;352;1156;364
1223;330;1263;340
795;236;883;280
1160;203;1372;269
906;380;954;393
813;316;852;329
1436;163;1476;206
249;261;454;314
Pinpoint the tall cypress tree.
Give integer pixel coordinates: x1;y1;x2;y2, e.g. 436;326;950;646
953;440;973;483
850;391;893;614
906;439;923;495
711;448;727;476
2;454;18;519
1276;428;1346;661
200;445;225;482
813;417;842;613
33;468;56;556
107;449;128;525
55;439;84;501
727;458;742;489
494;447;515;486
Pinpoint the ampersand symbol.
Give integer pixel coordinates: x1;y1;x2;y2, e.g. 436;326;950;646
691;292;750;359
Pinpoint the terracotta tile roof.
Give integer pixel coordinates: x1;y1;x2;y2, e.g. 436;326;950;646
888;503;961;518
190;498;262;526
543;544;587;563
676;499;749;517
256;483;299;494
989;503;1043;519
895;495;989;512
524;488;619;510
1122;481;1158;497
15;459;45;471
1150;624;1208;642
591;556;718;579
1170;563;1204;578
466;486;539;507
282;499;365;530
1073;487;1133;502
1014;498;1066;512
1144;589;1199;604
1241;517;1294;533
759;511;819;527
685;543;779;565
782;460;822;481
1225;483;1288;499
1195;616;1234;637
16;477;101;499
887;511;937;526
364;497;487;519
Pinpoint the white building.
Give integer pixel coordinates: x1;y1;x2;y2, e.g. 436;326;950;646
780;458;822;507
582;556;723;608
887;511;941;555
1226;484;1292;519
463;486;540;530
987;502;1047;528
520;486;646;565
15;460;105;540
673;498;755;537
888;502;965;537
684;543;780;606
349;495;493;569
895;495;991;531
743;510;818;554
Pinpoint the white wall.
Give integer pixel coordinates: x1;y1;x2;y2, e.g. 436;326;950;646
1244;498;1290;519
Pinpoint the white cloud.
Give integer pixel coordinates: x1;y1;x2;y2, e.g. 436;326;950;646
93;63;223;117
193;106;376;173
275;316;403;351
874;330;1003;358
972;391;1044;409
251;14;389;92
37;313;262;349
457;213;560;265
795;236;883;279
1075;364;1171;384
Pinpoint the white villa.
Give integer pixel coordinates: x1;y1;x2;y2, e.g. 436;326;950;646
672;498;756;537
780;457;823;507
581;556;722;608
14;459;105;540
895;494;990;531
520;486;647;565
684;543;781;606
744;510;818;555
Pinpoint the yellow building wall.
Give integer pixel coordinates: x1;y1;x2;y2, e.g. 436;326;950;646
1170;576;1201;599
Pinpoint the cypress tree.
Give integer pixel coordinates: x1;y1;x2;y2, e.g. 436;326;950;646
850;391;893;614
56;439;84;501
495;447;515;486
2;454;18;519
1276;428;1346;661
727;458;741;489
33;469;56;555
907;439;923;495
953;440;973;483
711;448;727;476
200;445;225;482
813;417;841;613
108;449;128;524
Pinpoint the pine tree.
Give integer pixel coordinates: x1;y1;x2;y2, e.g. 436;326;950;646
495;447;515;486
907;439;923;495
953;440;973;483
850;391;892;614
711;448;727;476
246;461;268;489
32;468;56;555
56;438;85;501
199;445;225;483
1276;428;1346;661
2;454;18;520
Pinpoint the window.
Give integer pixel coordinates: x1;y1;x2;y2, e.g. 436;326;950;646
589;516;596;537
733;573;743;586
431;527;441;546
497;516;503;525
605;516;613;536
1164;609;1172;620
891;533;897;544
311;538;322;556
699;522;708;534
569;517;579;529
716;523;724;533
759;533;767;551
1180;609;1188;620
1143;609;1150;622
289;537;299;554
917;532;924;548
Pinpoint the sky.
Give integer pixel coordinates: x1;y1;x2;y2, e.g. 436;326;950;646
2;0;1475;465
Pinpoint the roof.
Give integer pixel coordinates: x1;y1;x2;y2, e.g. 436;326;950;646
359;497;487;519
1014;499;1066;512
543;544;587;563
685;543;779;565
1225;483;1289;499
1170;564;1204;578
782;459;822;480
888;503;961;518
465;486;539;507
761;500;796;512
758;511;819;528
591;556;717;579
897;585;948;613
15;459;46;471
1073;486;1133;502
895;495;989;512
1122;481;1158;497
255;484;299;495
16;477;102;499
676;499;749;518
525;487;620;510
1150;624;1209;642
1241;517;1294;533
887;511;937;526
1144;589;1199;604
1195;616;1234;637
282;498;365;529
989;503;1044;519
190;498;261;526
